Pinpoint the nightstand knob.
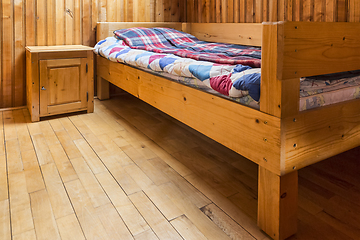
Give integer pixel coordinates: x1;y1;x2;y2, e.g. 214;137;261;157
41;86;46;90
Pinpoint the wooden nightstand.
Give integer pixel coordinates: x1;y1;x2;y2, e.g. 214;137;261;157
26;45;94;122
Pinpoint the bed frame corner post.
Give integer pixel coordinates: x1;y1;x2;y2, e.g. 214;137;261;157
258;166;298;240
260;22;299;118
97;76;110;100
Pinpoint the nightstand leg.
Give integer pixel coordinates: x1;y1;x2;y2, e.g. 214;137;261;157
97;76;110;100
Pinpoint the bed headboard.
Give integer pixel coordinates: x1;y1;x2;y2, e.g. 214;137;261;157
96;22;262;47
183;23;262;47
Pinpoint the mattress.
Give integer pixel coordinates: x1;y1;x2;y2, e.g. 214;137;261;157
300;71;360;110
95;34;360;111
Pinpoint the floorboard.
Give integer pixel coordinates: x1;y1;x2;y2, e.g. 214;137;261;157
1;95;359;239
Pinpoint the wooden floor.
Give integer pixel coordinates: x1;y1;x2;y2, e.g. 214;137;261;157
0;94;360;240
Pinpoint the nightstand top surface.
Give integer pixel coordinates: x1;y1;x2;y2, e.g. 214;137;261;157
26;45;94;53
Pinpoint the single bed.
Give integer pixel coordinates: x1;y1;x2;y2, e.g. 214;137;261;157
95;21;360;240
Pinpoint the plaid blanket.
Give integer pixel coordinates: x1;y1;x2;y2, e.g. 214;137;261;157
94;37;261;101
114;27;261;67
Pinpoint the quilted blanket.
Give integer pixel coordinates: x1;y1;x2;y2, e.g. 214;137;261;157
94;36;261;101
114;27;261;68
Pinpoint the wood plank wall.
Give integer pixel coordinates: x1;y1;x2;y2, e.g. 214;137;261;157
0;0;360;109
187;0;360;23
0;0;186;108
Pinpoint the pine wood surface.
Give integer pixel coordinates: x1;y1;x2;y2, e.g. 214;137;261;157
97;55;283;175
0;0;187;109
26;46;94;122
188;0;360;23
1;0;360;109
0;95;359;239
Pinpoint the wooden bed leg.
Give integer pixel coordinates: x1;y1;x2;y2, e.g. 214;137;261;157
97;76;110;100
258;166;298;240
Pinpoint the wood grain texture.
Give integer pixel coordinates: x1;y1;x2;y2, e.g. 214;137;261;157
258;167;298;240
183;22;262;46
278;21;360;80
1;0;186;109
260;22;300;118
1;99;360;239
1;0;360;109
97;55;282;175
283;99;360;174
30;190;61;240
186;0;358;23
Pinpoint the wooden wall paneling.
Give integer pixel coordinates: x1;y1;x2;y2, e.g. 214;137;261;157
82;0;91;46
0;1;2;108
117;0;125;21
247;0;255;22
56;0;65;45
90;0;98;46
199;0;205;23
234;0;240;22
157;0;164;22
286;0;293;21
47;0;55;46
278;0;285;21
133;0;142;21
25;1;36;49
2;0;13;108
269;0;277;21
126;0;134;22
1;0;360;109
325;0;336;22
255;0;263;23
149;0;155;22
262;0;269;22
171;0;180;22
181;0;188;22
337;0;348;22
293;0;300;21
99;0;107;21
14;0;26;107
302;0;311;21
107;0;116;22
74;0;81;44
65;0;75;44
214;0;219;22
163;0;171;22
349;0;360;22
228;0;234;23
37;0;46;45
314;0;325;21
221;0;227;22
210;0;216;22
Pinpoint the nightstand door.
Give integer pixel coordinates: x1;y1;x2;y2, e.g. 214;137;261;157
39;58;88;116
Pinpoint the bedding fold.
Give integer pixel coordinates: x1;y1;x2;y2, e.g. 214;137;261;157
113;27;261;67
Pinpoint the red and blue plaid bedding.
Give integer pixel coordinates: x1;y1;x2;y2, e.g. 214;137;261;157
114;27;261;67
94;37;261;102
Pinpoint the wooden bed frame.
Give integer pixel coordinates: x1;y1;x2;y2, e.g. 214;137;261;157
96;21;360;240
